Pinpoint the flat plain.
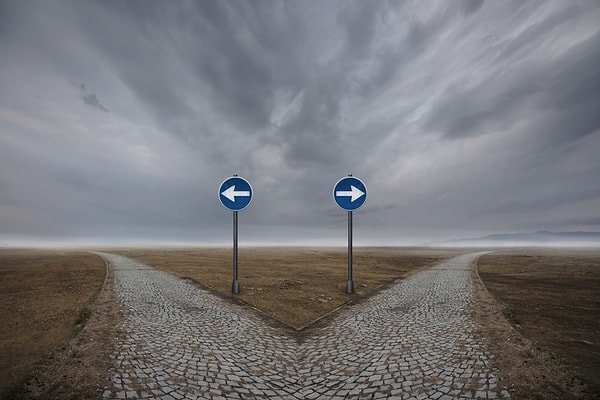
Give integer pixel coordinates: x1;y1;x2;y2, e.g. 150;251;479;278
0;246;598;399
0;249;106;397
477;249;600;396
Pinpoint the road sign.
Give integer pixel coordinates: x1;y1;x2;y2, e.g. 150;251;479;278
333;176;367;211
219;176;253;211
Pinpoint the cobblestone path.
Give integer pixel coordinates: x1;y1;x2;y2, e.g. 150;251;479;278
97;252;510;399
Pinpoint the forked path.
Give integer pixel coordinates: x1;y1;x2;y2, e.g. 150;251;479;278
97;252;510;399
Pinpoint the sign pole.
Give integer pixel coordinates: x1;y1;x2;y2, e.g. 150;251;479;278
333;174;365;294
232;210;240;294
219;174;252;295
346;210;354;294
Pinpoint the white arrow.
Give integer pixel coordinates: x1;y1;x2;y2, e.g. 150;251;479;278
336;185;365;202
221;185;250;202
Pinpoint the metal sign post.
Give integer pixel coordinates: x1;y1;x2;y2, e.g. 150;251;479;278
333;175;367;294
232;210;239;294
219;175;252;294
347;210;354;294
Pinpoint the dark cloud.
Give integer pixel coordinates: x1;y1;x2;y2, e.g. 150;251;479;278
478;187;600;219
279;75;345;165
426;27;600;144
491;2;583;64
79;83;108;112
337;1;381;60
459;0;484;15
537;30;600;143
425;75;534;139
0;1;15;38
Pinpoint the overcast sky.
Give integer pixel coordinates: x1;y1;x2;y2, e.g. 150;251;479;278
1;0;599;246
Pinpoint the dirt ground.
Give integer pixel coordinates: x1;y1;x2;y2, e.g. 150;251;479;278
0;249;107;399
1;246;599;399
477;248;600;399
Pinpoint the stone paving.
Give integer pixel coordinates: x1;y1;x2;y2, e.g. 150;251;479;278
96;252;510;399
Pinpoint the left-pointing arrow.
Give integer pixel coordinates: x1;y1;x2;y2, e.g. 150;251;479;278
221;185;251;202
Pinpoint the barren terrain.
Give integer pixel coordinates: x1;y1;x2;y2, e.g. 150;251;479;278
0;249;106;398
477;249;600;398
1;246;598;399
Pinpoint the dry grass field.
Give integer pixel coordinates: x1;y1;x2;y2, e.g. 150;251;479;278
1;246;599;399
477;248;600;397
0;249;106;398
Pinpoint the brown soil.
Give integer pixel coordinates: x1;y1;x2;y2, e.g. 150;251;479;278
476;248;600;399
2;246;599;400
0;249;107;399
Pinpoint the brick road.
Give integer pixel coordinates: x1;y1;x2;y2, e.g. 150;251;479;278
96;252;509;399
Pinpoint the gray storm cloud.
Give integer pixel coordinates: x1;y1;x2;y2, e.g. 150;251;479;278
0;0;598;245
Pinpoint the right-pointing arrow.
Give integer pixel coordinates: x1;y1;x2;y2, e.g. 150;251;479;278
335;185;365;202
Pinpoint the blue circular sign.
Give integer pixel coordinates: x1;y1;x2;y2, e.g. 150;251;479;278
333;176;367;211
219;176;253;211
